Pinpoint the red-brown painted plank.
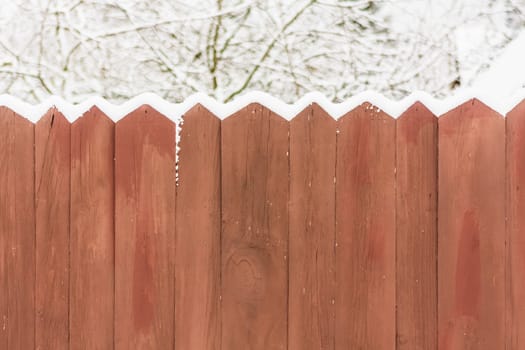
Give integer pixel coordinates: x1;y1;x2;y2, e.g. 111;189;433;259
335;103;396;349
221;104;289;350
115;105;176;349
175;105;220;350
506;100;525;349
70;107;114;349
35;108;70;350
396;103;438;350
289;104;336;350
0;108;35;349
0;109;6;350
438;99;505;350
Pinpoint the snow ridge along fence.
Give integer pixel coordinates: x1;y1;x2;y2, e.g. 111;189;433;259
1;98;523;349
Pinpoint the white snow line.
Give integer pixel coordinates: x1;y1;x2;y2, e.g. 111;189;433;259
1;88;525;123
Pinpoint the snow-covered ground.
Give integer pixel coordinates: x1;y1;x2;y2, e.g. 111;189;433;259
471;30;525;99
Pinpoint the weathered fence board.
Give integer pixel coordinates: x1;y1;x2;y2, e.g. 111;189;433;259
175;105;221;350
438;99;506;349
70;107;115;349
289;104;336;350
0;108;35;350
221;104;289;350
335;103;396;349
35;109;70;350
0;100;523;350
0;108;9;350
115;106;176;349
506;100;525;350
396;103;438;350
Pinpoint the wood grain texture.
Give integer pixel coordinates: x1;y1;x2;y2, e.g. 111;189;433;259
70;107;114;349
175;105;221;350
396;103;438;350
221;104;289;350
335;103;396;350
506;100;525;350
438;99;505;350
0;107;35;349
114;105;176;349
289;104;336;350
0;109;6;350
35;108;71;350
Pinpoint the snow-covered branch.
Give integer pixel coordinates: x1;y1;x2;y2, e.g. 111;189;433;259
0;0;523;102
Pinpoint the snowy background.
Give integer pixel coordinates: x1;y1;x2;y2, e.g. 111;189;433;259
0;0;524;103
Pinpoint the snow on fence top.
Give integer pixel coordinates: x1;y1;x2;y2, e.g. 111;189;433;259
1;89;525;123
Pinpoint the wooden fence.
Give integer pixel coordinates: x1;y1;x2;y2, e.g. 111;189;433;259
0;98;523;350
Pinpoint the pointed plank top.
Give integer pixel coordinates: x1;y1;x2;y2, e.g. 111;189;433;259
182;103;220;122
439;99;503;121
35;107;70;128
507;99;525;119
72;106;114;126
0;106;33;128
116;104;175;127
222;102;287;124
398;102;436;121
338;102;394;125
291;103;335;125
